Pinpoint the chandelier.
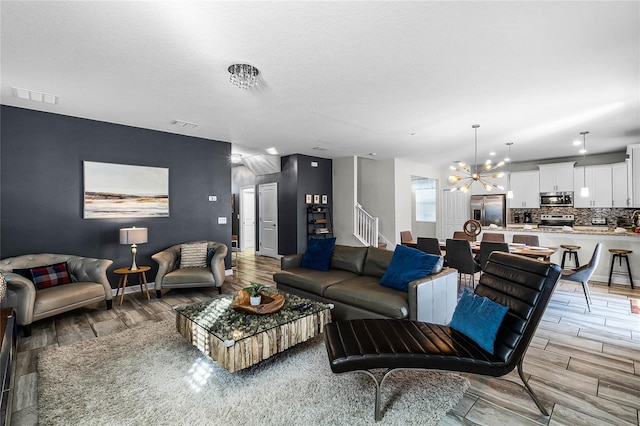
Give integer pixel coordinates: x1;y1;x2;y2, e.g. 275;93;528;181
448;124;505;192
228;64;259;89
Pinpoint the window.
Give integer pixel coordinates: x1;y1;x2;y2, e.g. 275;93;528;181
413;178;436;222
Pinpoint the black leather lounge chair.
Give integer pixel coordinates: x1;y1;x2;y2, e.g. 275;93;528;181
324;252;561;421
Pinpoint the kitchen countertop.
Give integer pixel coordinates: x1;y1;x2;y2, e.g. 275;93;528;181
494;225;640;237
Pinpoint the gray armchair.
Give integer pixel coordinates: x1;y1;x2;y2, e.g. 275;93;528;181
152;241;227;298
0;253;113;336
561;243;602;312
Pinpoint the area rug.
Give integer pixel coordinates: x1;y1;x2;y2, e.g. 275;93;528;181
38;319;469;425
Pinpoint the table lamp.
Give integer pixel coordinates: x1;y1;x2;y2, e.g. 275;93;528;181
119;227;148;270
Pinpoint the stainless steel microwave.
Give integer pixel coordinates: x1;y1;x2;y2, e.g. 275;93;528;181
540;192;573;207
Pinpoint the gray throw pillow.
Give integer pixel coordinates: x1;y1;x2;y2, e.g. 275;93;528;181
180;242;208;268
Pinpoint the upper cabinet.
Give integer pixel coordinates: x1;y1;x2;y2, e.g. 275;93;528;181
574;165;613;208
628;144;640;207
612;162;630;208
538;162;575;192
508;171;540;208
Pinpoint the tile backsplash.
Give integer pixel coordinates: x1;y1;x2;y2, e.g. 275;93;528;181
509;207;637;228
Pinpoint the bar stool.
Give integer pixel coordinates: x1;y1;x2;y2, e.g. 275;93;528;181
608;249;634;289
560;245;580;269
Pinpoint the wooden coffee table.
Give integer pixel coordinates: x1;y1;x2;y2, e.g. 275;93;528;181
174;291;331;373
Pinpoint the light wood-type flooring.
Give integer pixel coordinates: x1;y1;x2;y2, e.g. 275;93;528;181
9;249;640;425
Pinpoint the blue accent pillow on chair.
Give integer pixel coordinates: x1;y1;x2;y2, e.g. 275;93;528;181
379;245;442;292
301;237;337;271
449;288;509;354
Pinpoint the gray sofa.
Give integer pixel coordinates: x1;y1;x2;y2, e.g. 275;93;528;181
273;245;458;325
0;253;113;336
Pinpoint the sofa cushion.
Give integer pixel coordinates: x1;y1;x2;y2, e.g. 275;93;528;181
273;268;359;297
162;267;216;285
362;247;393;278
301;238;336;271
33;282;105;316
324;276;409;319
450;288;509;355
380;245;442;292
29;262;71;290
330;245;368;275
180;242;208;268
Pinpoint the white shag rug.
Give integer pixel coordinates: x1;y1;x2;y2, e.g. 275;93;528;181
38;319;469;425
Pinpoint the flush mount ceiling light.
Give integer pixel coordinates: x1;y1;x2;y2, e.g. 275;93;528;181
12;87;58;104
228;63;259;89
448;124;505;193
265;147;278;155
580;131;590;197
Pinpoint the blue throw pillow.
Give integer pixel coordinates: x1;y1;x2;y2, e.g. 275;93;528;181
206;247;215;267
449;288;509;354
379;245;442;292
300;237;337;271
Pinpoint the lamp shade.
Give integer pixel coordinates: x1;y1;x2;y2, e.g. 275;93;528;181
119;227;148;245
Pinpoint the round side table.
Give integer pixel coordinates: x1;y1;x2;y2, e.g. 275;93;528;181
114;266;151;305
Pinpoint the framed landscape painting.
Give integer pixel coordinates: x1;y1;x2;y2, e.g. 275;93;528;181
83;161;169;219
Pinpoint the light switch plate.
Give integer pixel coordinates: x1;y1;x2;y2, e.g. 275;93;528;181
218;217;227;224
208;195;217;201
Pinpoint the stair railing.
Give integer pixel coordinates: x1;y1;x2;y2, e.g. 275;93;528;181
354;203;379;247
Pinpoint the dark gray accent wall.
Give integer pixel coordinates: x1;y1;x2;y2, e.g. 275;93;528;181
253;154;333;256
0;106;232;286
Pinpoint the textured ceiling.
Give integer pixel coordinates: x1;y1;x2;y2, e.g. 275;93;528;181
1;1;638;166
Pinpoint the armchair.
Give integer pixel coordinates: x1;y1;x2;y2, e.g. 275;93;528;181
0;254;113;336
152;241;227;298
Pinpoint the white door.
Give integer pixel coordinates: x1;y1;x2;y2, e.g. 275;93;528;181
441;189;469;239
259;183;278;258
240;186;255;250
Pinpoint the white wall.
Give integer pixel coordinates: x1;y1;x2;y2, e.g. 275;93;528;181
394;158;444;243
332;156;362;246
358;157;396;245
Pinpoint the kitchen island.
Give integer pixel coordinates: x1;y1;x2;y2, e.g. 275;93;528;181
478;226;640;286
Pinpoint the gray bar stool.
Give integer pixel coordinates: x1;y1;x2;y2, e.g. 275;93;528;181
608;249;634;289
560;245;580;269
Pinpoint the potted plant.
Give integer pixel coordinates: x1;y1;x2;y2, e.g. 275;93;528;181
243;282;269;306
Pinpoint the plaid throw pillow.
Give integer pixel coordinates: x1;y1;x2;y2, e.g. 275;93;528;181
180;242;208;268
29;262;71;290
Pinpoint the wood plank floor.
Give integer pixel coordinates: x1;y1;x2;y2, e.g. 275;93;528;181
10;249;640;425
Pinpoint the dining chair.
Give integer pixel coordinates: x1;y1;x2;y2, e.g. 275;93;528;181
477;241;510;271
482;232;505;242
452;231;474;241
400;231;413;243
513;234;540;247
445;239;481;287
561;243;602;312
416;237;442;256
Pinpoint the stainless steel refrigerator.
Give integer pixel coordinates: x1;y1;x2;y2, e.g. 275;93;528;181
470;194;506;227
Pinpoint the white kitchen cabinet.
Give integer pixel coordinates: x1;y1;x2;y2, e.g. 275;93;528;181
628;144;640;207
612;162;630;208
508;171;540;208
538;162;575;192
574;165;613;208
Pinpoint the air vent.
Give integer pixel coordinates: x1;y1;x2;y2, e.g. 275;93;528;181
312;146;328;151
171;120;198;129
12;87;58;104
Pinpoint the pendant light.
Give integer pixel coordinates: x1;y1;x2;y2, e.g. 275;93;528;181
448;124;505;192
579;131;589;197
505;142;514;199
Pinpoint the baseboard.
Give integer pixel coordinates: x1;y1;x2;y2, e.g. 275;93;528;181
111;284;151;296
592;273;635;287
